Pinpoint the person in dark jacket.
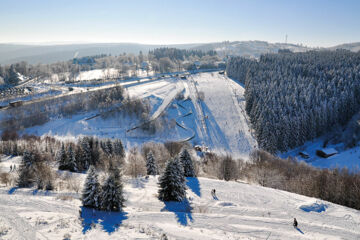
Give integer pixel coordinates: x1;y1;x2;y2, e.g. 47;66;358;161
293;218;298;227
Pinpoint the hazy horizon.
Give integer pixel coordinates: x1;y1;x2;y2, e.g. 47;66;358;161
1;0;359;48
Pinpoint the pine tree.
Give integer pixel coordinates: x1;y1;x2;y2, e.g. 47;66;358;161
113;139;125;158
82;166;101;209
104;139;113;156
179;148;195;177
80;138;91;170
101;167;125;211
146;151;158;176
67;144;77;172
7;65;20;85
57;143;68;170
17;151;35;187
158;157;186;202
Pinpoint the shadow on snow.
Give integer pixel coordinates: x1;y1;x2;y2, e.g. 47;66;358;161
81;207;128;234
8;187;17;194
186;177;201;197
295;227;304;234
161;199;193;226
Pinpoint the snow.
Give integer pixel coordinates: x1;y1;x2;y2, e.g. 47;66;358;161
319;148;338;156
76;68;119;81
281;139;360;171
0;157;359;240
19;72;256;158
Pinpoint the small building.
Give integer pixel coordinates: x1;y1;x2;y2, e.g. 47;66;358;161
180;75;187;80
219;70;225;75
9;100;23;107
316;148;338;158
299;151;310;159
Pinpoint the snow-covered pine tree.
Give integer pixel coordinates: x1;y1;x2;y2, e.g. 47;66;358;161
158;157;186;202
7;65;20;85
146;151;158;176
80;138;92;171
179;148;195;177
57;143;68;170
17;151;35;187
101;167;125;211
67;144;77;172
82;165;101;209
104;139;113;156
113;139;125;158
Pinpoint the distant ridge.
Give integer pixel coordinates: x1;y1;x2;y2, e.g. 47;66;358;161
1;40;359;65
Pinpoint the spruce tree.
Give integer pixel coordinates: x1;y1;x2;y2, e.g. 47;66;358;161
82;166;101;209
17;151;35;187
158;157;186;202
146;151;158;176
113;139;125;158
67;144;77;172
179;148;195;177
57;143;68;170
105;139;113;156
80;138;91;170
101;167;125;211
7;65;20;85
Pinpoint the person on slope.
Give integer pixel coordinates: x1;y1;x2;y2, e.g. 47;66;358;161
293;218;298;228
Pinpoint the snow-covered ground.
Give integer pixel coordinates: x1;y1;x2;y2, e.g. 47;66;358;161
20;72;256;158
0;156;359;239
281;139;360;171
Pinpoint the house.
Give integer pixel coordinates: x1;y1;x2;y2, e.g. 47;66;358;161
299;151;310;159
316;148;338;158
180;75;187;80
9;100;24;107
219;70;225;75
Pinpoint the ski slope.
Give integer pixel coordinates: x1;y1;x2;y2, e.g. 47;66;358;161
21;72;256;158
0;168;359;239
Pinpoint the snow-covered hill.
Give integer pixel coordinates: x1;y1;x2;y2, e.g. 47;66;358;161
23;72;256;158
0;166;359;239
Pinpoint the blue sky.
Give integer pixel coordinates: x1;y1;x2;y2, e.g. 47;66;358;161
0;0;359;47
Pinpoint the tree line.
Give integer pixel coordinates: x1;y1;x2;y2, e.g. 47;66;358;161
0;48;221;86
227;50;360;152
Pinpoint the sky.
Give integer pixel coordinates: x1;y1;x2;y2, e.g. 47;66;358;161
0;0;359;47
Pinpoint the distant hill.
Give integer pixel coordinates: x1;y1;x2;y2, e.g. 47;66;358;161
191;40;312;58
0;43;202;65
3;40;360;65
329;42;360;52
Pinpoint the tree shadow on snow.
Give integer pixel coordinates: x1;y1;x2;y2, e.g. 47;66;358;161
186;177;201;197
161;199;193;226
130;177;149;189
80;207;128;234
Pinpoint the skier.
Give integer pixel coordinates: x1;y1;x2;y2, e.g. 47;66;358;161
293;218;298;228
211;189;216;197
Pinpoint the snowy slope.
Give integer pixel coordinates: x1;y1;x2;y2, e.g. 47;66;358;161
0;165;359;240
190;72;257;158
21;72;256;158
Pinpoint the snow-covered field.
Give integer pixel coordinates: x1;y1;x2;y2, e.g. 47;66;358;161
0;156;359;239
21;72;256;158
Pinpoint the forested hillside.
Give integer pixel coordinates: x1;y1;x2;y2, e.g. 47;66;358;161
227;50;360;152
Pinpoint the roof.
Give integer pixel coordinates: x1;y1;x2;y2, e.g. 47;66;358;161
319;148;338;155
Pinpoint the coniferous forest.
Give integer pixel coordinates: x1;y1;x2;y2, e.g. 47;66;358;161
227;50;360;152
